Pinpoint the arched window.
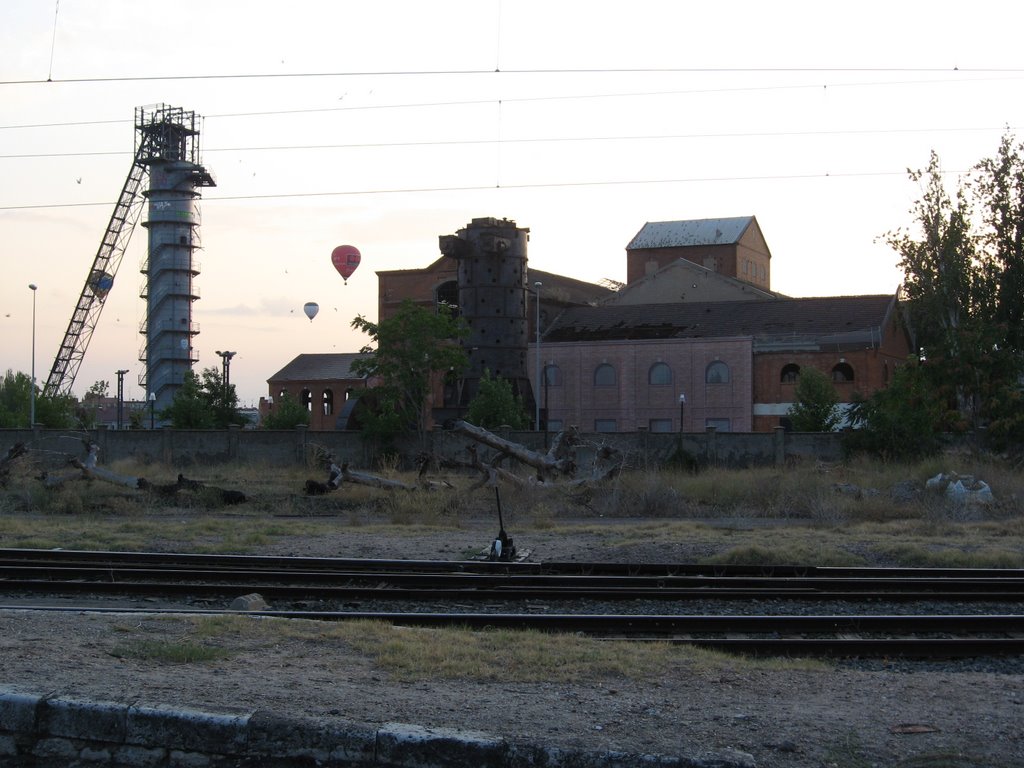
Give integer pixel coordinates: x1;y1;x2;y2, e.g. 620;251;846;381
300;388;312;412
832;362;855;383
594;363;616;387
648;362;672;385
435;280;459;317
780;364;800;384
544;364;562;387
705;361;730;384
322;388;334;416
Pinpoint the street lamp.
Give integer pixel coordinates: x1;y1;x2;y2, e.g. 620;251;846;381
28;284;37;428
149;392;156;429
115;369;129;429
533;281;542;431
215;350;236;392
679;392;686;432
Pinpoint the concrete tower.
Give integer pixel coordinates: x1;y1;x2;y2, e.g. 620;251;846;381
136;105;215;413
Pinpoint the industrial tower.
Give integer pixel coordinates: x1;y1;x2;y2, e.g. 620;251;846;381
136;105;215;413
438;217;536;417
42;105;214;414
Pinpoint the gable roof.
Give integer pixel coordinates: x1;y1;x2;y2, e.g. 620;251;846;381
268;353;368;382
626;216;756;250
603;257;782;305
544;295;898;349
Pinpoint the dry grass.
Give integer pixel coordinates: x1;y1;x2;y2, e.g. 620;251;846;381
158;615;825;681
0;451;1020;567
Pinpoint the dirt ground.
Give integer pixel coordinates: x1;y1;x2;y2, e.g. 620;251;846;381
2;519;1023;767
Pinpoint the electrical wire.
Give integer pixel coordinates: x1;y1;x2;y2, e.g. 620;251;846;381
4;65;1024;87
1;125;1015;161
3;74;1022;130
0;168;953;212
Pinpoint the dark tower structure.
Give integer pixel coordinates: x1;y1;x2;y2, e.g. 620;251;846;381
439;217;536;416
136;105;215;413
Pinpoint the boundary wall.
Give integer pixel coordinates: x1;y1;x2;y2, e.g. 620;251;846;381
0;688;756;767
0;426;842;470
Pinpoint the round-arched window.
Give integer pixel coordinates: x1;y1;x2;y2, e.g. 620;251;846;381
594;363;616;387
705;361;730;384
780;363;800;384
832;362;855;383
648;362;672;385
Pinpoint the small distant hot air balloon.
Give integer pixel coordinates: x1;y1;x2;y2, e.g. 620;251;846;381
331;245;361;285
303;302;320;322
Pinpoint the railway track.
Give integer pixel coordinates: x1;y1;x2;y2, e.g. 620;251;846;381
2;548;1023;658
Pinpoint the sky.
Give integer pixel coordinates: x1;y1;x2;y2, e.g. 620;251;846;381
2;1;1023;407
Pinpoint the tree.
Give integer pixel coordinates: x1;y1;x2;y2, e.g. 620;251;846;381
199;366;245;428
844;361;954;460
161;370;215;428
161;367;245;429
0;370;74;428
263;391;310;429
786;367;841;432
885;136;1024;440
350;300;469;442
466;370;529;430
0;370;32;428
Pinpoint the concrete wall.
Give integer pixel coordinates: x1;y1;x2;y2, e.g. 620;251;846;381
1;425;845;471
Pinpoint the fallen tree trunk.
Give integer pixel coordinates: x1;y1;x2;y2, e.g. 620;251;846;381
451;420;577;479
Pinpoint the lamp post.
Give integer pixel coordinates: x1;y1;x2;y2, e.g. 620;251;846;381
115;369;128;430
28;284;37;428
533;281;542;431
678;392;686;461
149;392;156;429
215;350;236;414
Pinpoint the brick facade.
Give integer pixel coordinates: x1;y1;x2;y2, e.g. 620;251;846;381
534;337;753;433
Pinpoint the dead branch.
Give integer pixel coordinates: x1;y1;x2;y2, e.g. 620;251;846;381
451;420;578;479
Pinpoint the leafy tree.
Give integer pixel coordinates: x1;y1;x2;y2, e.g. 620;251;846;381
0;370;74;428
161;367;245;429
786;367;841;432
36;392;76;428
87;380;110;398
885;135;1024;440
199;366;245;428
350;300;469;442
466;370;530;429
0;370;32;428
263;391;310;429
844;361;954;460
161;370;215;428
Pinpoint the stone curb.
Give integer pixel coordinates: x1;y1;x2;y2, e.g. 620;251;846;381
0;688;756;768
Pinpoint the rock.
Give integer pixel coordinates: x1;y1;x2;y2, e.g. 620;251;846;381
230;593;268;611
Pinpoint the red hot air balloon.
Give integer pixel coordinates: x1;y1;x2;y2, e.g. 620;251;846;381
331;245;361;284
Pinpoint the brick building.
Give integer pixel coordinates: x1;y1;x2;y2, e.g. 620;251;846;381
263;353;370;430
264;214;910;433
541;295;911;433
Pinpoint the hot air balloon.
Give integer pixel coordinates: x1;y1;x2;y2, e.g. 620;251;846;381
331;245;361;284
303;302;319;322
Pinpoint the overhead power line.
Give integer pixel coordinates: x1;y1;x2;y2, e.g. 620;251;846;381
0;168;953;212
1;124;1016;161
2;74;1020;131
4;65;1024;87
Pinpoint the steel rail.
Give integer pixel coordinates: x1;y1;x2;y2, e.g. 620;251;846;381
4;548;1024;581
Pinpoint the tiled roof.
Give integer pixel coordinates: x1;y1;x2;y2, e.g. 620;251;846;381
544;295;897;346
626;217;756;250
268;353;368;382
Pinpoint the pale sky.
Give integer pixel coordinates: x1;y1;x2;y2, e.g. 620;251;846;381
2;0;1023;406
